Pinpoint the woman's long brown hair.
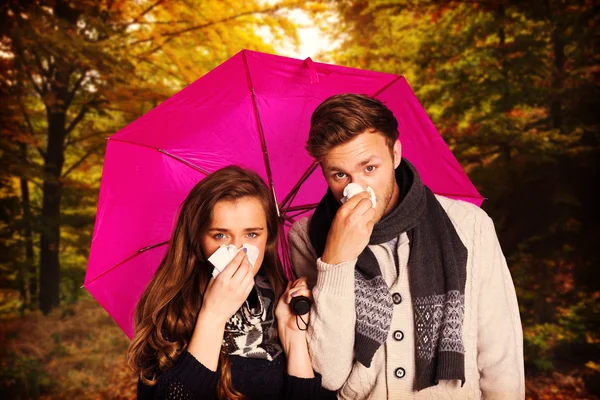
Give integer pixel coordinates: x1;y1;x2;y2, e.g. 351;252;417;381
128;166;287;400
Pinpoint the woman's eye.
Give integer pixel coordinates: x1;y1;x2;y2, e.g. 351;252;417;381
246;232;258;239
366;165;376;172
214;233;226;240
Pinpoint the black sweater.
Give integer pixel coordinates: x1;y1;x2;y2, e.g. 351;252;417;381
137;350;336;400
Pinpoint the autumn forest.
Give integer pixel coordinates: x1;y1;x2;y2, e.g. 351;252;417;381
0;0;598;398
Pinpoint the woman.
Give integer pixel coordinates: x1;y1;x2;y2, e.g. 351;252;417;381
128;166;334;400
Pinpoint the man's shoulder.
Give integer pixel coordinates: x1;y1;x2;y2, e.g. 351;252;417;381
289;215;312;240
288;216;319;278
435;195;494;236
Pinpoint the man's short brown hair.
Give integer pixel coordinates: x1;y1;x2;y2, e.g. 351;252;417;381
306;94;399;160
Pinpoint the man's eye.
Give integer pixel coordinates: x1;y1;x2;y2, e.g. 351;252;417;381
366;165;376;172
335;172;346;179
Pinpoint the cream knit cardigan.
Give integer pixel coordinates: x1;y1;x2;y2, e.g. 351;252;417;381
288;195;525;400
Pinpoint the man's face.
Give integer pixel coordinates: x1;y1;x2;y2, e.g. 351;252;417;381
320;131;402;223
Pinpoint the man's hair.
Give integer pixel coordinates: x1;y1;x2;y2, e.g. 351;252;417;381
306;93;399;160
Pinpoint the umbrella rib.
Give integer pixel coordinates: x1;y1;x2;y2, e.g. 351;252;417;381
285;209;316;220
279;161;320;210
435;192;486;201
241;50;280;216
284;203;320;212
84;241;169;287
110;138;211;176
371;75;402;98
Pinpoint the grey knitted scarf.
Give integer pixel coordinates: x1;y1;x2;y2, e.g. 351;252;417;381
308;159;467;390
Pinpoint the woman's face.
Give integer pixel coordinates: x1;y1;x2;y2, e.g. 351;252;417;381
200;196;268;277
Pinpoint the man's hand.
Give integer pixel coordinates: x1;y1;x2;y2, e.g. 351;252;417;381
321;191;375;265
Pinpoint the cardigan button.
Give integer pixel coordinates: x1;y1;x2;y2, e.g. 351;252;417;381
393;330;404;341
395;367;406;379
392;292;402;305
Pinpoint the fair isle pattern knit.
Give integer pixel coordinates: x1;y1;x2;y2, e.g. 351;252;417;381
355;271;394;346
414;291;465;360
222;274;282;361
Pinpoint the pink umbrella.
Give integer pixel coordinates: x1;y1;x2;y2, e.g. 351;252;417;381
84;49;483;338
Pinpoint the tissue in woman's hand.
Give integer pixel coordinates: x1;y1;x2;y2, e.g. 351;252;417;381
340;183;376;208
208;244;260;278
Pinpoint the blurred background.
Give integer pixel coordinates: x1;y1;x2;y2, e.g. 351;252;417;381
0;1;598;398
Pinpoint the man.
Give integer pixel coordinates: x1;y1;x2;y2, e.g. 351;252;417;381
289;94;524;399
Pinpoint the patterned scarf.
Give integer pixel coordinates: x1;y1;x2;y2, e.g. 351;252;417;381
222;274;282;361
308;159;467;390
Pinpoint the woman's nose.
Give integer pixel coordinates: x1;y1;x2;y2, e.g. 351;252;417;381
231;237;243;249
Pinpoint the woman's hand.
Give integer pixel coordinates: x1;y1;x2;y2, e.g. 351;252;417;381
199;250;255;325
275;277;315;378
188;250;254;371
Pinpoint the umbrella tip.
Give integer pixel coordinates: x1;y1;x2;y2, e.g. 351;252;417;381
304;57;319;84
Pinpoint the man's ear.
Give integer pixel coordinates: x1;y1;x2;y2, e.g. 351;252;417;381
393;140;402;168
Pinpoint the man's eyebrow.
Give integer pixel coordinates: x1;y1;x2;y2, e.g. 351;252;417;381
325;156;381;172
357;157;381;167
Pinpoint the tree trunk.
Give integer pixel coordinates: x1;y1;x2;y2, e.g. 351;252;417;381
18;143;36;311
39;62;71;314
39;109;67;314
38;0;81;314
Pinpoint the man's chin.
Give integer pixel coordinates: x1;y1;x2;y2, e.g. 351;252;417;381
372;209;385;224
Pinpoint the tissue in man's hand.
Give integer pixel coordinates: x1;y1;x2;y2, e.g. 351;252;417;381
208;244;259;278
340;183;376;208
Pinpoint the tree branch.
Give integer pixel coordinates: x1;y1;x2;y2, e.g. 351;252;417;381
65;70;88;108
115;0;167;35
61;148;96;178
65;105;91;135
131;19;192;26
14;46;45;97
26;70;45;98
133;0;166;23
17;95;37;137
31;48;48;76
64;130;113;148
371;0;502;14
16;94;46;158
36;146;46;160
135;56;187;83
127;6;281;46
138;35;176;58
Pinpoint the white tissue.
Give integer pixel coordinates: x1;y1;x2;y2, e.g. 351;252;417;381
340;183;376;208
208;244;260;278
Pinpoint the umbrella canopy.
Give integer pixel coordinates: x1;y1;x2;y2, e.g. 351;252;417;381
84;49;483;338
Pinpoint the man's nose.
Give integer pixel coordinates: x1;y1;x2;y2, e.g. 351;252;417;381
350;176;367;188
